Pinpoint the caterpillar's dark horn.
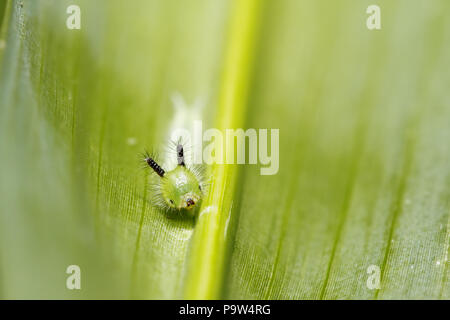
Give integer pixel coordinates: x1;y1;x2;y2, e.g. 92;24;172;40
177;144;185;166
146;157;165;177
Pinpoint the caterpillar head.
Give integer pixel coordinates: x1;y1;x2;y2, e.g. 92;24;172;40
161;165;202;210
144;144;204;211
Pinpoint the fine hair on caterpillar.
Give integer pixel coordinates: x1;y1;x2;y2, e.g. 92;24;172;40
142;140;207;213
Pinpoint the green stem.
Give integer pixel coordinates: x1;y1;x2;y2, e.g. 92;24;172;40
183;0;262;299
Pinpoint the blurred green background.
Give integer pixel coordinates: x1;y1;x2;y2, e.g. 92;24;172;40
0;0;448;299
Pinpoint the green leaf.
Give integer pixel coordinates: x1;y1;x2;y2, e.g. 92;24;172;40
0;0;448;299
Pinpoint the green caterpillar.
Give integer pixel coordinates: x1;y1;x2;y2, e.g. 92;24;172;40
144;143;204;211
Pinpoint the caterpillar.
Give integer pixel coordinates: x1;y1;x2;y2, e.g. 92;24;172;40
143;141;205;212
